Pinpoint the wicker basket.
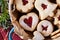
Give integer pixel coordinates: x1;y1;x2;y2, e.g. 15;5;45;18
9;0;33;40
9;0;53;40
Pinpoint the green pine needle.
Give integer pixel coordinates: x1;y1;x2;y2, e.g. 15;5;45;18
0;0;12;29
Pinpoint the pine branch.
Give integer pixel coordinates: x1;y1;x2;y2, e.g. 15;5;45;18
0;0;12;29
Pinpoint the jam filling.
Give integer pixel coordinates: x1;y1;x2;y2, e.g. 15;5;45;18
22;0;28;5
41;4;47;10
24;17;32;27
58;16;60;20
42;25;48;31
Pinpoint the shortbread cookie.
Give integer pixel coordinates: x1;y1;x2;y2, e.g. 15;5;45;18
51;29;60;39
19;12;39;31
37;20;53;36
32;31;45;40
15;0;34;13
56;0;60;7
35;0;57;20
54;9;60;28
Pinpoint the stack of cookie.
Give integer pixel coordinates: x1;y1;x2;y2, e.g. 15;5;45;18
9;0;60;40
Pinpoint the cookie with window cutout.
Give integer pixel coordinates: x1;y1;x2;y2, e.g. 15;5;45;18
35;0;57;20
37;20;53;37
54;9;60;28
19;12;39;31
15;0;34;13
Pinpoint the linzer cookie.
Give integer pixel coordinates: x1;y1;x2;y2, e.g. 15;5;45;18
15;0;34;13
51;29;60;39
32;31;45;40
19;12;39;31
9;0;60;40
54;9;60;28
35;0;57;20
37;20;53;36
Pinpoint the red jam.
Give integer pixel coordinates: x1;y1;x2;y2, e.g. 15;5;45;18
22;0;28;5
58;16;60;20
24;17;32;27
42;25;48;31
41;4;47;10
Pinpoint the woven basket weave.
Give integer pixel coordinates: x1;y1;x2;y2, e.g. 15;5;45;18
9;0;53;40
9;0;33;40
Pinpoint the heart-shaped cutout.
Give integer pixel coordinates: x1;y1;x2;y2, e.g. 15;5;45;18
24;17;32;27
19;13;39;31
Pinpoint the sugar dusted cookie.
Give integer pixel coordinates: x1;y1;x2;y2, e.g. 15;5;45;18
56;0;60;7
54;9;60;28
35;0;57;20
32;31;45;40
37;20;53;36
19;12;39;31
15;0;34;13
9;0;60;40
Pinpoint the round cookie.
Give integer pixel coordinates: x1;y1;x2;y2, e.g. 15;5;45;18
37;20;53;36
19;12;39;31
15;0;34;13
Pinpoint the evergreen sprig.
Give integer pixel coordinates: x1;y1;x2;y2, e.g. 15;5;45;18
0;0;12;29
